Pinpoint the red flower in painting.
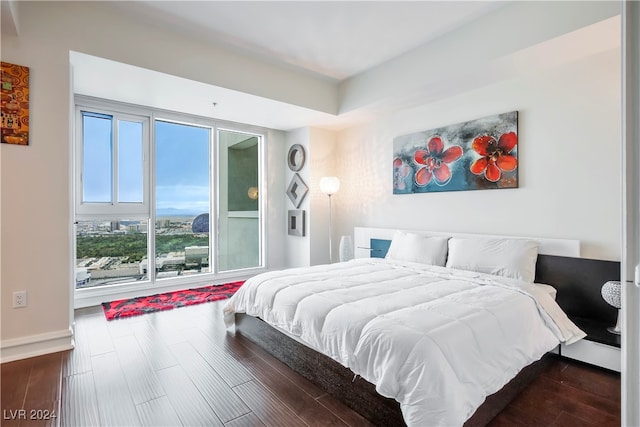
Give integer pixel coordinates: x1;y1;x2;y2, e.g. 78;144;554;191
413;136;463;186
470;132;518;182
393;157;412;191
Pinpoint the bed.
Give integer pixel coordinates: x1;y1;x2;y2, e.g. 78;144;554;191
223;227;589;426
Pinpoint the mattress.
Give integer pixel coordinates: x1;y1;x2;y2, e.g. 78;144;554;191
223;258;584;426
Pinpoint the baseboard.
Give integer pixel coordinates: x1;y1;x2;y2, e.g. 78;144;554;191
1;328;74;363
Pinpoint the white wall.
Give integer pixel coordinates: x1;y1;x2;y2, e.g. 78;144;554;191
308;128;338;266
265;130;288;271
335;48;621;260
1;8;75;360
283;127;338;267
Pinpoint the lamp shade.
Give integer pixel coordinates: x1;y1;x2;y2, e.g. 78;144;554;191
319;177;340;195
602;281;621;309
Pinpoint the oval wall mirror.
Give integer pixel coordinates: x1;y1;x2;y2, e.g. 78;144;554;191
287;144;306;171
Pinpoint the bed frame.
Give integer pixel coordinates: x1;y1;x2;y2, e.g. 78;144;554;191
234;227;620;426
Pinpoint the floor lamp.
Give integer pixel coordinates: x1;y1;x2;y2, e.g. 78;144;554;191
319;177;340;263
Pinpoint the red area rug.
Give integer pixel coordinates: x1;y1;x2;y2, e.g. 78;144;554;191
101;281;244;321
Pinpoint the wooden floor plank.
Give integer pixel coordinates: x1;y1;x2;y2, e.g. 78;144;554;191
242;355;349;427
106;315;146;339
491;373;619;426
537;374;620;419
232;380;308;427
130;322;178;371
23;352;62;407
222;332;261;360
136;396;183;427
231;334;327;399
60;371;100;427
185;328;253;387
1;357;33;411
17;352;63;427
63;324;92;377
194;302;231;338
144;308;195;344
550;411;604;427
224;412;266;427
82;314;115;356
91;352;141;426
156;365;224;426
485;412;527;427
168;341;251;423
317;393;376;427
112;334;166;405
543;360;621;400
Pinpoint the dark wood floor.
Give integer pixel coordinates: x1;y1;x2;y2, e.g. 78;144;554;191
1;300;621;427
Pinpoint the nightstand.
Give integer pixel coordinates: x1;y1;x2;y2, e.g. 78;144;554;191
560;316;621;372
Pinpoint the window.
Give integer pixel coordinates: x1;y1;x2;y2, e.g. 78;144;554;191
75;218;148;287
76;109;149;216
154;120;211;280
74;98;264;292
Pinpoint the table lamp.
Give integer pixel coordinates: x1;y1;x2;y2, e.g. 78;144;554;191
601;280;621;334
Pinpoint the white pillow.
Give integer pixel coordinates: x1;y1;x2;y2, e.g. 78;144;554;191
385;231;449;266
445;237;539;282
536;283;557;300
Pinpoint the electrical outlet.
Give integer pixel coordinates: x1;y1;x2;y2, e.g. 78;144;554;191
13;291;27;308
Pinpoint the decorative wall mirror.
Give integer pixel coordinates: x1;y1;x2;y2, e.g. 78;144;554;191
287;144;306;171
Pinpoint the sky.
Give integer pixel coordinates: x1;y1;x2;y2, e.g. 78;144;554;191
83;113;210;215
155;120;210;214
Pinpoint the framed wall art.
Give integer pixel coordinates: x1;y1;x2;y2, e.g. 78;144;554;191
393;111;518;194
288;210;305;236
286;173;308;208
287;144;306;171
1;61;29;146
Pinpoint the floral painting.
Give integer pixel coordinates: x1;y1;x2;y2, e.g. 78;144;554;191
393;111;518;194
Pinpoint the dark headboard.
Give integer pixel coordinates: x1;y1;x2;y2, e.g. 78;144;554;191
535;255;620;325
367;238;620;325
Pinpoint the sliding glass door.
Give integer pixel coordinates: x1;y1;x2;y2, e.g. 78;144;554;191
217;129;262;271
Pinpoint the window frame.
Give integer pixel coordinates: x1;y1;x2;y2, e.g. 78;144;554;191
74;100;150;219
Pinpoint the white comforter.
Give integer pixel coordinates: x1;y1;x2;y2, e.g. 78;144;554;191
223;258;585;426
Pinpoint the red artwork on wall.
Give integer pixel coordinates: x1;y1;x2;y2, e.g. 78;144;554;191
1;61;29;146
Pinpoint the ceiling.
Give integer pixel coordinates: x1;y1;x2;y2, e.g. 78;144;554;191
71;50;349;131
108;1;507;81
65;1;616;131
70;1;510;130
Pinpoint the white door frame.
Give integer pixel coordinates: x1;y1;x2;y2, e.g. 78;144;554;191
621;1;640;425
